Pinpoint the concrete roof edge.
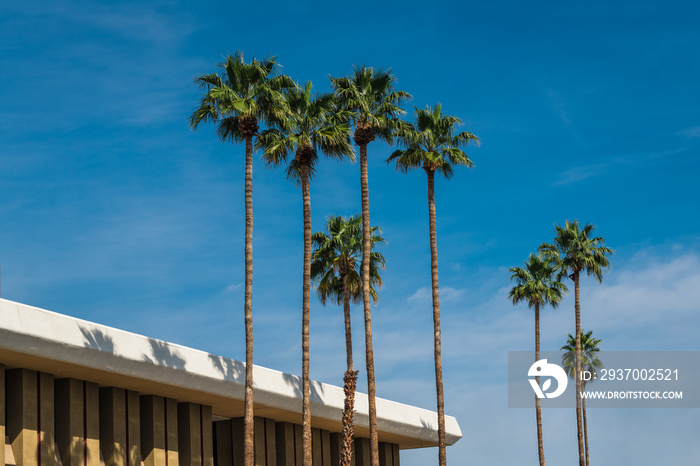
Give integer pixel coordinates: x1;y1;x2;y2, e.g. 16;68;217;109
0;298;462;446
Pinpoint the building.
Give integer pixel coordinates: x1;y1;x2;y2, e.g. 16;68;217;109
0;298;462;466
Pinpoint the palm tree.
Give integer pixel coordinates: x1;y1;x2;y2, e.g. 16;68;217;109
539;221;612;466
387;104;479;466
189;51;294;466
258;82;353;466
330;65;409;466
310;214;386;466
509;254;567;466
562;331;603;466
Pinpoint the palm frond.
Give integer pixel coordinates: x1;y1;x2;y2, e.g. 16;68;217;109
216;116;245;142
508;254;568;309
285;158;318;186
189;51;296;143
330;65;411;144
561;330;604;381
311;215;386;307
540;220;614;281
387;104;478;180
259;80;353;179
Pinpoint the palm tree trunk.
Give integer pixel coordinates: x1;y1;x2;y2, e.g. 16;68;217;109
243;135;255;466
301;163;313;466
427;170;447;466
583;386;589;466
535;302;545;466
574;271;585;466
360;143;379;466
340;273;356;466
341;370;358;466
343;273;353;371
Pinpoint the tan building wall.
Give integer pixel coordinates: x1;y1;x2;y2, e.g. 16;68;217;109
2;364;400;466
213;417;398;466
99;387;141;466
1;365;5;466
6;369;55;466
141;395;179;466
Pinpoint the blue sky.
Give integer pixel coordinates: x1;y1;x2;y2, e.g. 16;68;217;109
1;0;699;464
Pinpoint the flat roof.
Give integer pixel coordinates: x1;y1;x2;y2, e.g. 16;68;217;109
0;298;462;449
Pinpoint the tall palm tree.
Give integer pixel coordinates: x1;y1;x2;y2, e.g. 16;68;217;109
189;51;294;466
562;331;603;466
387;104;479;466
539;221;612;466
311;215;386;370
310;214;386;466
258;82;353;466
330;65;409;466
509;254;567;466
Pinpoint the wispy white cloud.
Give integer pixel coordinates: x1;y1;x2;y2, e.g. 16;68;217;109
678;126;700;139
408;286;467;304
407;287;430;303
226;283;242;293
0;1;202;133
579;252;700;338
24;1;196;45
552;162;609;186
546;89;572;126
552;149;686;186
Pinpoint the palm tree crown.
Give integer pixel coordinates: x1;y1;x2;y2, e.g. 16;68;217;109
509;254;568;309
189;51;295;139
330;65;411;145
386;104;479;176
561;331;604;381
539;220;613;281
258;81;354;172
311;215;385;306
